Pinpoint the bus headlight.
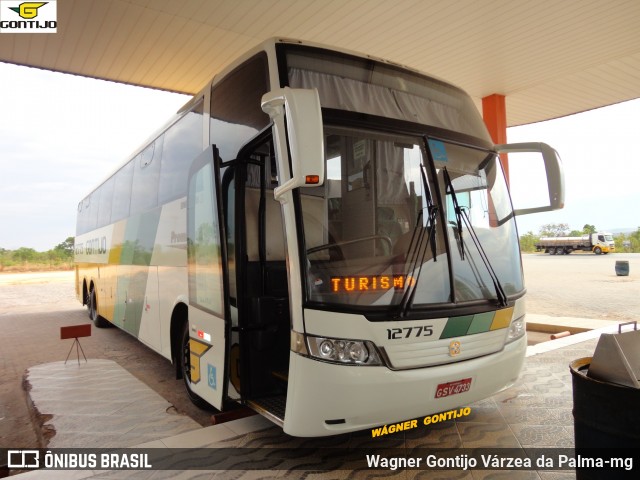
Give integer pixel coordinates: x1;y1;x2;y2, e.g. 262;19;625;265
307;335;382;366
319;339;335;358
506;315;526;343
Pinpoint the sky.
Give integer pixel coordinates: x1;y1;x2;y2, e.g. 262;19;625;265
0;61;639;251
507;98;640;236
0;63;188;251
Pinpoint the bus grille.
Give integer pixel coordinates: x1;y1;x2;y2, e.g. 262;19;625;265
381;329;508;370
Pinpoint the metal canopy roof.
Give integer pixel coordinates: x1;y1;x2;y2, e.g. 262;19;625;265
2;0;639;127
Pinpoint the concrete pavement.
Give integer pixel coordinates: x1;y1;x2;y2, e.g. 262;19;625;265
526;313;627;335
5;315;626;479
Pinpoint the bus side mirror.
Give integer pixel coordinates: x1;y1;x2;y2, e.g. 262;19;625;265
261;87;325;201
496;142;565;216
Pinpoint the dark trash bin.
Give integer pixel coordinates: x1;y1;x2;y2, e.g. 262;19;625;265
615;260;629;276
570;357;640;449
570;323;640;478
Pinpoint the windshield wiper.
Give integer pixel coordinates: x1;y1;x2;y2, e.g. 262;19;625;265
397;165;438;318
443;168;508;308
443;167;466;260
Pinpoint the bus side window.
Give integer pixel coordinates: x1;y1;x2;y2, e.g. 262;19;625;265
78;194;95;234
210;53;269;162
130;140;161;215
111;161;133;223
158;100;204;205
188;160;224;316
97;176;115;228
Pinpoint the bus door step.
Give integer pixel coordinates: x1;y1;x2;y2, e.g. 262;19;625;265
211;406;257;426
247;395;286;425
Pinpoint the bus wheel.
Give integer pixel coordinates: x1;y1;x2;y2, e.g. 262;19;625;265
86;289;92;318
549;248;556;255
179;322;214;410
89;287;110;328
594;247;602;255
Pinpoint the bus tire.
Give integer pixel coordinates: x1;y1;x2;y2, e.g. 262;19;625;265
89;287;110;328
86;287;92;319
594;247;602;255
179;321;215;411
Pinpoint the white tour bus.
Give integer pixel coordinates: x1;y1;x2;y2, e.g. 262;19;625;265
75;38;564;437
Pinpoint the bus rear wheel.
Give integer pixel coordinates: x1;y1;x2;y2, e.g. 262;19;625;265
179;321;215;410
89;287;110;328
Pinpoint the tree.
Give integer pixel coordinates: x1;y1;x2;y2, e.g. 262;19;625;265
582;224;597;234
539;223;569;237
630;227;640;252
13;247;37;263
53;237;75;259
519;231;539;252
613;228;640;253
0;237;76;270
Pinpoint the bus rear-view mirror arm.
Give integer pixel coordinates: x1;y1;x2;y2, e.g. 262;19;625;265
261;87;325;202
496;142;565;216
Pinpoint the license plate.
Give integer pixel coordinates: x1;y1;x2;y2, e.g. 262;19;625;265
435;378;472;398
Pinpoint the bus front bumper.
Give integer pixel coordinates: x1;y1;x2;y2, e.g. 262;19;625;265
282;334;526;437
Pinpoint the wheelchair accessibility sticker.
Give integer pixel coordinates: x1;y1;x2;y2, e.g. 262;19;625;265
208;364;217;390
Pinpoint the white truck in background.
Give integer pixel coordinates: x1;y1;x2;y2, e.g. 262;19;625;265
535;233;615;255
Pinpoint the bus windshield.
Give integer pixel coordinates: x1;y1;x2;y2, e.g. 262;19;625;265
301;128;523;312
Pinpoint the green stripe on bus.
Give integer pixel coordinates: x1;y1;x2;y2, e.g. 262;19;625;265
439;309;512;339
467;311;495;334
440;315;474;339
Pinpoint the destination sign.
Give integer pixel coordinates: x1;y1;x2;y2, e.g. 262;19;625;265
330;275;415;293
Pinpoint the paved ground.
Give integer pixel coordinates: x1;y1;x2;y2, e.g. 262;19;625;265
12;331;608;479
0;271;212;449
1;253;638;450
522;252;639;322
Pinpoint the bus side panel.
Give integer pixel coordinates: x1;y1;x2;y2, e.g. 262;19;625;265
149;197;187;267
98;263;117;322
187;305;227;409
75;224;114;316
110;208;161;337
76;200;188;359
136;265;161;351
158;265;188;359
150;197;188;359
